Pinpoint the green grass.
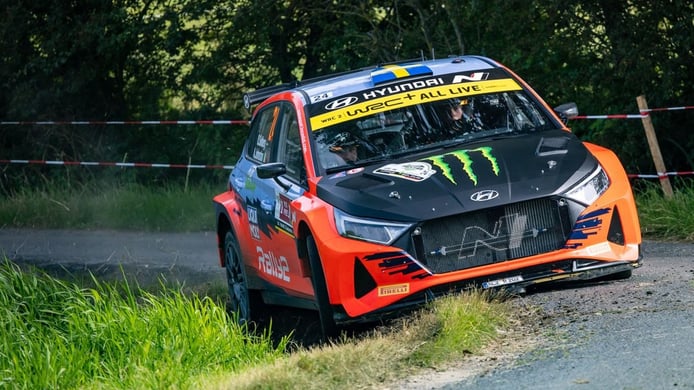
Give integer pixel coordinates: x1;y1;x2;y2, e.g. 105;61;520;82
0;260;510;389
635;181;694;241
0;261;288;389
0;182;221;232
1;179;691;241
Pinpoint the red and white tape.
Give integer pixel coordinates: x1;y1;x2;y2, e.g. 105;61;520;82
0;105;691;124
0;120;249;125
572;105;694;120
0;159;234;170
3;159;694;179
627;171;694;179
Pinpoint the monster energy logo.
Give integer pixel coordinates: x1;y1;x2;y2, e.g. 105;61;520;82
422;147;500;185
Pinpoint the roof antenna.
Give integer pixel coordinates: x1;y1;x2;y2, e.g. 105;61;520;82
431;48;435;60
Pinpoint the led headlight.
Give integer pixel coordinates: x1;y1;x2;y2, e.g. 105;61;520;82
565;165;610;205
334;208;413;245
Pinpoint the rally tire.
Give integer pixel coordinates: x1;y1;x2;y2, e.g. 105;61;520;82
306;234;339;339
224;230;265;326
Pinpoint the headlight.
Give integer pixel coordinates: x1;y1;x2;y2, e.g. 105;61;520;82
565;165;610;205
334;208;413;245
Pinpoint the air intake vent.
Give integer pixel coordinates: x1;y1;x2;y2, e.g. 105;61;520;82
419;198;571;273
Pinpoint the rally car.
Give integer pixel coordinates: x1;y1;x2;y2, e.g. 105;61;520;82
213;55;642;336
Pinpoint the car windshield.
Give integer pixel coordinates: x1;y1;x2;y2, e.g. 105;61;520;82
311;90;556;171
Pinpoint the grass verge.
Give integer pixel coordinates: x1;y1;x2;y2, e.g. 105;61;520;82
635;181;694;241
0;260;510;389
0;182;220;232
1;180;692;241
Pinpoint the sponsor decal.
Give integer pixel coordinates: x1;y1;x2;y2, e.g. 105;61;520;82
274;193;295;235
257;246;290;282
586;242;612;256
309;78;522;130
378;283;410;297
362;78;445;100
422;147;500;185
470;189;499;202
482;275;523;289
247;206;261;240
373;162;436;182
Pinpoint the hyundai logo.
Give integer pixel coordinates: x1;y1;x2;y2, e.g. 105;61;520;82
470;189;499;202
325;96;358;110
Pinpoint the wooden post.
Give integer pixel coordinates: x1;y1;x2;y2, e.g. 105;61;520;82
636;95;674;198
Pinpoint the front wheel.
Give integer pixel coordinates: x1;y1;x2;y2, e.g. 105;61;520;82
306;234;339;339
224;230;264;326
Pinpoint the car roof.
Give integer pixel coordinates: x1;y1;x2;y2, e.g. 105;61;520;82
302;56;500;98
243;55;503;109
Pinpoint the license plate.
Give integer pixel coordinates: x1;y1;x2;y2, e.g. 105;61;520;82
482;275;524;289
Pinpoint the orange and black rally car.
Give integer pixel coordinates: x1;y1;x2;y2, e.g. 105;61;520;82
213;56;642;336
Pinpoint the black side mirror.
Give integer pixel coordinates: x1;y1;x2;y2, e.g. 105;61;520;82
256;162;291;191
256;162;287;179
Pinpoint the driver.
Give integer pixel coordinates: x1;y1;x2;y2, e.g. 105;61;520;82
328;132;359;163
445;98;485;133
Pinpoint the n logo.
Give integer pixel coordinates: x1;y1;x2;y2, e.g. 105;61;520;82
452;72;490;83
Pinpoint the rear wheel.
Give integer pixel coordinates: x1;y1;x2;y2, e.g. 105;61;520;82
224;230;264;325
306;234;338;339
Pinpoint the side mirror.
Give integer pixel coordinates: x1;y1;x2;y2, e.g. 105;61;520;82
553;102;579;124
256;162;287;179
256;162;291;191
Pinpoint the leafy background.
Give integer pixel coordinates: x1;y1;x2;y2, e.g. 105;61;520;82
1;0;692;192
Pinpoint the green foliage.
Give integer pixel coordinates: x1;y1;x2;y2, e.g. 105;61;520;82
1;0;692;188
0;260;287;389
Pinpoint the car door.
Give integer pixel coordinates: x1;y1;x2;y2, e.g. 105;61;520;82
239;102;312;297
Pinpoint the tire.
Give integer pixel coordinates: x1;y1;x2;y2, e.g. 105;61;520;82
224;230;264;326
306;234;339;339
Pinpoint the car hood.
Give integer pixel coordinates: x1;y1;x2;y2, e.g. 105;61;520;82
316;129;598;221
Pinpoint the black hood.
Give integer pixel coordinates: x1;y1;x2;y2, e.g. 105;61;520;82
316;130;598;221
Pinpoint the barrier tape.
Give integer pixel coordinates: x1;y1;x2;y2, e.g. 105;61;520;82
0;105;691;125
0;120;249;125
572;105;694;120
627;171;694;179
0;159;234;170
3;159;694;179
573;114;647;120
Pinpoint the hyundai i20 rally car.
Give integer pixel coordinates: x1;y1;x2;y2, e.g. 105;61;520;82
213;55;642;336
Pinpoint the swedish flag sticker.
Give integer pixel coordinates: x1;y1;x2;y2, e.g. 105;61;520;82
371;64;433;84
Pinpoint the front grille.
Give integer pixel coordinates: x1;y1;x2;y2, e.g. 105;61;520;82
417;198;571;274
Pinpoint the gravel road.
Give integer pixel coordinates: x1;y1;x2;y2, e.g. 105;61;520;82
1;229;692;389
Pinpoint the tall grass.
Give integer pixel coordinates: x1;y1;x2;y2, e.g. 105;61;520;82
0;261;287;389
0;260;512;390
0;182;222;231
206;291;509;390
636;181;694;241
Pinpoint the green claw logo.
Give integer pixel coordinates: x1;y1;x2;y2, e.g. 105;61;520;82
422;147;500;185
